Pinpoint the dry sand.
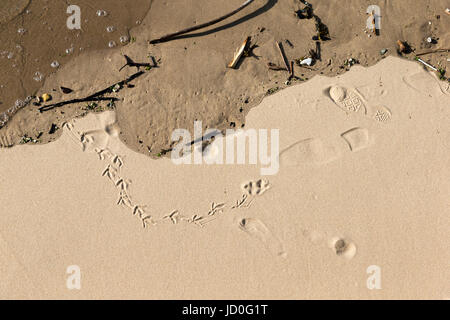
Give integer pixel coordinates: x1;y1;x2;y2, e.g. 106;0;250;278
1;0;449;157
0;57;449;299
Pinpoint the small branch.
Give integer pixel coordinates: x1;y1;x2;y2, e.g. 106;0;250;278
119;55;156;72
415;48;450;57
276;42;291;73
38;71;145;112
149;0;256;44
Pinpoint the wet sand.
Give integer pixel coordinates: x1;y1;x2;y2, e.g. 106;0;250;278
0;0;152;114
0;0;449;157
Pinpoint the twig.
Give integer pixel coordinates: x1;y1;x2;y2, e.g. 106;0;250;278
149;0;256;44
290;61;294;79
416;49;450;57
276;42;291;73
119;55;155;71
415;57;438;71
228;37;250;69
38;71;145;112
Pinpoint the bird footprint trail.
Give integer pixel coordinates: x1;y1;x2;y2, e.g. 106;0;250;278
63;115;270;230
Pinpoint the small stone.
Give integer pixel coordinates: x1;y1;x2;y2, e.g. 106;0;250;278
380;48;388;55
41;93;52;102
108;41;117;48
300;58;313;66
96;10;108;17
60;86;73;94
50;61;60;68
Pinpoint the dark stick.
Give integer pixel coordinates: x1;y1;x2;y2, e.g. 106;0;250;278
39;71;145;112
276;42;291;73
149;0;256;44
416;48;450;56
119;55;155;72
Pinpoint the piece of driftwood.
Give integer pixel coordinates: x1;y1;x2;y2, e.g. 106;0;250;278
416;48;450;56
276;42;291;73
368;11;376;34
228;37;250;68
149;0;256;44
415;58;438;71
38;71;144;112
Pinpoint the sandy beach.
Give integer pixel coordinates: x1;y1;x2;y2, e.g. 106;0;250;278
0;56;449;299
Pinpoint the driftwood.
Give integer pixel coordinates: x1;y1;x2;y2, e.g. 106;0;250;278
149;0;256;44
38;71;145;112
416;49;450;57
228;37;250;68
276;42;291;73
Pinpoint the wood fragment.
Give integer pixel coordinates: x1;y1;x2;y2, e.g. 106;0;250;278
397;40;407;53
38;71;145;112
416;48;450;56
149;0;256;44
369;11;376;33
290;61;295;79
276;42;291;73
228;37;250;69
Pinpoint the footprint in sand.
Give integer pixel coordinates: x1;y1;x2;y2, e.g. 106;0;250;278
279;138;341;167
327;85;392;123
238;218;286;258
241;179;270;196
341;127;370;152
328;86;368;114
329;237;357;260
403;71;450;97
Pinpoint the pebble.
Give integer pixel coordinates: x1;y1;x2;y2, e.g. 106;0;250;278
42;93;52;102
106;26;115;33
300;58;313;66
108;41;117;48
50;61;60;68
380;48;388;55
120;36;129;44
96;10;108;17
